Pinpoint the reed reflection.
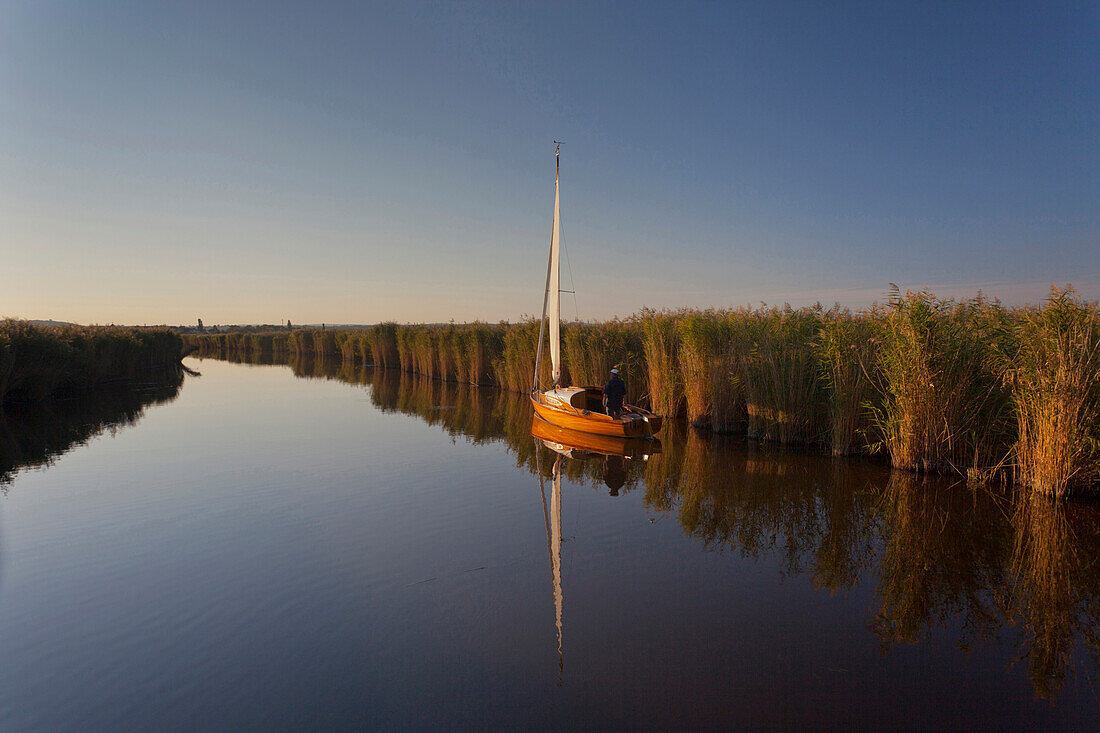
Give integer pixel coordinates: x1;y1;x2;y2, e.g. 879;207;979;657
0;366;185;488
1006;496;1100;698
873;473;1010;649
873;474;1100;697
232;356;1100;700
644;427;880;590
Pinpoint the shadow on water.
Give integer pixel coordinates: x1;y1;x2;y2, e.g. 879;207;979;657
197;354;1100;700
0;366;186;489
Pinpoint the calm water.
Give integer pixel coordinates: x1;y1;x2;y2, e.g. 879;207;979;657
1;356;1098;730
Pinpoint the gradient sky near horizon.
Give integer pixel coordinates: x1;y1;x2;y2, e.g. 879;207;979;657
2;1;1097;325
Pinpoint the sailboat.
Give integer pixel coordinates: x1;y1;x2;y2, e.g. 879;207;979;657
529;144;663;438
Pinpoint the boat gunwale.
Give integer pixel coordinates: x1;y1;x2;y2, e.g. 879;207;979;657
531;391;661;437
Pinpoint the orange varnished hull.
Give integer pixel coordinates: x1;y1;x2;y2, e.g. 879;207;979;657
531;415;661;458
531;393;662;437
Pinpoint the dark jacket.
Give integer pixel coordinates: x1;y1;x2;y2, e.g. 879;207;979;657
603;375;626;406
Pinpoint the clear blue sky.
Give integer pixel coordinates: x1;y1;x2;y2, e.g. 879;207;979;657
2;1;1097;324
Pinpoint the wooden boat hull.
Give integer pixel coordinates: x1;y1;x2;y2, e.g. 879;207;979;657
531;392;662;437
531;415;661;458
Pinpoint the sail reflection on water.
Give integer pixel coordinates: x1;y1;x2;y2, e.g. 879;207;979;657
530;416;664;680
535;445;565;681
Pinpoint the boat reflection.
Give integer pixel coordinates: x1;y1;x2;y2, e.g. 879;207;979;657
532;415;660;495
190;355;1100;700
532;415;661;460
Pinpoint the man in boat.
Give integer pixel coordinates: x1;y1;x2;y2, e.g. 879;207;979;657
602;368;626;418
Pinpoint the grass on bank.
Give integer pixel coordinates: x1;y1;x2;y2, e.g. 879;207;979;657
181;287;1100;496
1;320;182;403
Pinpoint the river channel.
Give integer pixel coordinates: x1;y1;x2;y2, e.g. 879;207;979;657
0;356;1098;730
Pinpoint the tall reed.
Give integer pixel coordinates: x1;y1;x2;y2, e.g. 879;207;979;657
817;307;881;455
676;310;745;431
413;328;436;379
873;290;1015;474
640;310;684;418
677;313;717;427
458;322;504;385
495;320;546;393
311;330;336;359
338;332;367;363
1008;289;1100;498
178;289;1100;496
368;322;399;368
737;306;826;444
561;320;647;403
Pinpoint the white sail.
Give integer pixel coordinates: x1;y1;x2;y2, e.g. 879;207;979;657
548;161;561;385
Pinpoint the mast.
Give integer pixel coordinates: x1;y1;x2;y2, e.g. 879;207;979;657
548;149;561;386
533;143;563;391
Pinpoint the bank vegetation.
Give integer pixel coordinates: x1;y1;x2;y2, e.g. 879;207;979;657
183;287;1100;498
1;321;183;404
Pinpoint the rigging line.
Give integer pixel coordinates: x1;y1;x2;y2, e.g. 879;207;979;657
558;215;581;322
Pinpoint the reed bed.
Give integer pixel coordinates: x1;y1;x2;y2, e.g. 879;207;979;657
457;322;504;385
562;320;647;403
817;307;881;455
183;331;291;359
738;306;827;444
413;328;437;379
639;310;684;418
1008;289;1100;498
872;290;1016;475
1;320;182;403
338;332;367;364
181;288;1100;496
676;312;725;428
495;320;544;392
367;322;398;369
